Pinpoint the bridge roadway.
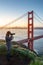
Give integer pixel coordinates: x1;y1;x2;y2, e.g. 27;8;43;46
0;35;43;44
17;35;43;44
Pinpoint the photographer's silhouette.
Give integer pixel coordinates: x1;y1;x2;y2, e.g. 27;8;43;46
5;31;15;61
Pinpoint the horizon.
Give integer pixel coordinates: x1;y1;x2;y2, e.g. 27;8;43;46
0;26;43;29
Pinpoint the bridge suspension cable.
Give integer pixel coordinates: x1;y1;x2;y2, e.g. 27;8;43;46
34;16;43;25
34;11;43;25
1;11;43;28
2;12;28;28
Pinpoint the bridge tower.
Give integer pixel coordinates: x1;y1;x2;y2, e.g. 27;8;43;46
28;11;33;50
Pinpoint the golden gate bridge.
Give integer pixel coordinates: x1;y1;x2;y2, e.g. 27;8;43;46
1;11;43;51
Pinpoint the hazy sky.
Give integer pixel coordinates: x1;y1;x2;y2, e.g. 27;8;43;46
0;0;43;27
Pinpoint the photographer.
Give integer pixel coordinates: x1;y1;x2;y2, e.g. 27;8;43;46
5;31;15;61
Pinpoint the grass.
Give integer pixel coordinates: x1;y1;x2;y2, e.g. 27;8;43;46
30;58;43;65
0;41;43;65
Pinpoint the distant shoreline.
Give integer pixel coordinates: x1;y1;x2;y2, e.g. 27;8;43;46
0;27;27;29
0;27;43;29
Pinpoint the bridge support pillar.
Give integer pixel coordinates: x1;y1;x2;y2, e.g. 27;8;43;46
28;11;33;50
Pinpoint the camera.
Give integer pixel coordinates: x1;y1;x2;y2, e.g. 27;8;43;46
11;33;15;35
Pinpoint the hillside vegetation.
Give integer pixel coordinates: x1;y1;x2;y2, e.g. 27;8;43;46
0;42;43;65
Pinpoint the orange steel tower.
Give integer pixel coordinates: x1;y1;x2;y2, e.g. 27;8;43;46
28;11;33;50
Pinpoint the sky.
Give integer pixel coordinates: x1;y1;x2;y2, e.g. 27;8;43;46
0;0;43;27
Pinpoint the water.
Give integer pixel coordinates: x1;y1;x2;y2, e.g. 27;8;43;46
0;28;43;55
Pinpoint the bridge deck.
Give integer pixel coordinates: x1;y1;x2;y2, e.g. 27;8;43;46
0;35;43;44
17;35;43;44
